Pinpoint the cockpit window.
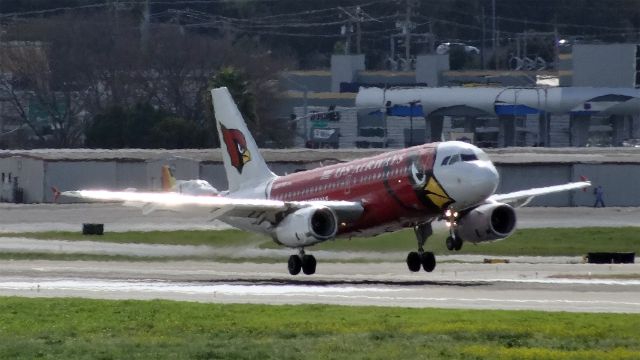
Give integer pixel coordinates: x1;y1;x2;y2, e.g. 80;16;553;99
461;153;478;162
442;152;479;166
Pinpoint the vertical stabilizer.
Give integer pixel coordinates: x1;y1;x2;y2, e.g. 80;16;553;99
212;87;276;193
161;165;176;191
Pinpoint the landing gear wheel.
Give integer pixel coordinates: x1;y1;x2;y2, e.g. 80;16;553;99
446;236;455;251
406;251;421;272
288;255;302;275
301;254;317;275
421;252;436;272
454;237;463;251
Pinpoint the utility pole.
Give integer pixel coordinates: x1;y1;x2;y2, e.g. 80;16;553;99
395;0;416;71
339;6;364;54
355;6;362;54
404;0;413;64
341;20;352;54
109;0;120;33
492;0;497;69
140;0;150;53
481;6;486;69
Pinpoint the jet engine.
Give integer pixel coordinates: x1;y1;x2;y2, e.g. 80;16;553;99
274;206;338;247
455;203;517;243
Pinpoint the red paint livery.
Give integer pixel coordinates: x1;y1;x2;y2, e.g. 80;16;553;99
221;125;251;174
270;144;447;236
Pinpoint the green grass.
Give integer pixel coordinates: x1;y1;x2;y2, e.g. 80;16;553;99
266;227;640;256
2;227;640;258
2;229;268;246
0;252;287;263
0;297;637;359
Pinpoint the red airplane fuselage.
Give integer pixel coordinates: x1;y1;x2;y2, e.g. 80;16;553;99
269;143;452;237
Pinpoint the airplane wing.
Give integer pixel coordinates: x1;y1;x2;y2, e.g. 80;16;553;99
488;181;591;208
61;190;363;222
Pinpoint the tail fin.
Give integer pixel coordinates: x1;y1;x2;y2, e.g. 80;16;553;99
161;165;177;192
211;87;276;193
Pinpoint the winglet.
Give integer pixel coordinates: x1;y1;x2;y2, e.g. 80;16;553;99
51;186;61;202
579;176;590;191
161;165;177;192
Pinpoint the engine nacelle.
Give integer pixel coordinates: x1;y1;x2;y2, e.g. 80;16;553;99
455;203;517;243
274;206;338;247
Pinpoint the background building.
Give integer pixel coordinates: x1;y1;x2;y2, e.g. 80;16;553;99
279;44;640;149
1;147;640;206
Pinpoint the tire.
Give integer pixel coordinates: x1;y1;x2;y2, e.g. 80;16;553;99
302;254;317;275
288;255;302;275
446;236;455;251
454;238;463;251
406;251;421;272
421;252;436;272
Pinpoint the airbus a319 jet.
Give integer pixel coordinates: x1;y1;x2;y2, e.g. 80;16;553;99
63;87;590;275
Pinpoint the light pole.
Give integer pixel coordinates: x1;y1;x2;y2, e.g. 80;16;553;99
408;100;420;147
281;74;309;144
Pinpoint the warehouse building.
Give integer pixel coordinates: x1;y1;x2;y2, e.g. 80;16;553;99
1;147;639;206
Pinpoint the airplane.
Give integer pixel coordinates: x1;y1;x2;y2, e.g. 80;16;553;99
161;165;221;196
62;87;590;275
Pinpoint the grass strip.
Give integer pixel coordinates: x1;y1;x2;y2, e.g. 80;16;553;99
1;227;640;257
271;227;640;256
0;297;638;360
0;229;267;246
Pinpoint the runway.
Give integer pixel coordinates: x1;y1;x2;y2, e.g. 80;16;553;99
0;204;638;313
0;260;639;313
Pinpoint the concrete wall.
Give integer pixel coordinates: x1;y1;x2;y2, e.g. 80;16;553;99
572;44;637;87
2;151;640;207
200;162;305;192
416;55;449;86
0;157;44;203
200;163;228;191
331;55;365;92
496;164;572;206
357;71;416;86
116;162;147;190
573;164;640;206
45;161;118;203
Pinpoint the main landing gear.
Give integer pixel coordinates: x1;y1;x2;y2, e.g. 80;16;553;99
406;223;436;272
288;249;316;275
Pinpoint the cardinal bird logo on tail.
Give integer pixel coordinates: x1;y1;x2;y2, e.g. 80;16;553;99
221;125;252;173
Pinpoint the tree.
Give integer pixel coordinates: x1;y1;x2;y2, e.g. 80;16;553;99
0;39;88;147
85;103;208;149
208;67;292;148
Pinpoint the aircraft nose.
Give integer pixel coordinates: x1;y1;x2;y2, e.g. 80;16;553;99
477;162;499;198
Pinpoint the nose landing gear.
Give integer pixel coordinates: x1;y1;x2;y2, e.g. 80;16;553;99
406;223;436;272
446;235;463;251
444;208;463;251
